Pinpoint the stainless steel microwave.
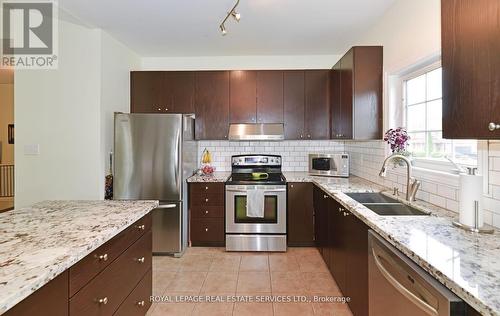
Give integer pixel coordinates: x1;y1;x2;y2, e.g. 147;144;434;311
308;153;349;177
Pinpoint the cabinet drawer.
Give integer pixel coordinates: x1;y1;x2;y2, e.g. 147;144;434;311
70;230;152;316
69;213;152;297
191;206;224;218
190;193;224;206
190;183;224;195
191;218;224;242
114;269;152;316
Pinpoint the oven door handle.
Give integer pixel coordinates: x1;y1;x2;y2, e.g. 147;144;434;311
226;189;287;193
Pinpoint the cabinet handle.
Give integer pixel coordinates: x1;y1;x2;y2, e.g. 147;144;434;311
338;207;343;213
224;135;227;138
307;134;311;138
205;198;209;202
290;184;294;188
135;257;145;263
489;122;500;131
136;300;145;307
323;195;328;199
205;210;209;214
343;212;350;216
300;135;303;139
205;228;209;232
97;253;108;261
97;297;108;305
205;186;209;190
136;224;145;231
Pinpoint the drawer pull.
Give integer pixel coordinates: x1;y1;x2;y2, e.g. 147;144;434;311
323;195;328;199
205;228;208;232
135;257;145;263
205;210;209;214
205;186;209;190
205;198;209;202
136;224;146;231
489;122;500;131
97;297;108;305
97;253;108;261
136;300;145;307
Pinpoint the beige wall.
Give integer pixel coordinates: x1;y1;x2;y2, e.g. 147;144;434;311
0;69;14;165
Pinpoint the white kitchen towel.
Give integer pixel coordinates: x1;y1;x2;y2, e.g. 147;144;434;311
246;188;265;218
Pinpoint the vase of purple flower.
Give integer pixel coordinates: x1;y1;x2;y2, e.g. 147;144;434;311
384;127;411;166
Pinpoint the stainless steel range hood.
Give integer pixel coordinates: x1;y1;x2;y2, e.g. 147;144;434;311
228;123;284;141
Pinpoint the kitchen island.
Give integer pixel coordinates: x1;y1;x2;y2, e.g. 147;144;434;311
188;172;499;315
0;200;158;315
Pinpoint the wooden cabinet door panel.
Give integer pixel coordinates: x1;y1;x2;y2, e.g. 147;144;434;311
230;70;257;123
191;218;225;243
5;271;68;316
345;214;369;316
168;71;195;114
442;0;500;138
256;71;284;123
287;182;314;246
330;198;347;293
352;47;383;140
284;70;305;140
131;72;165;113
194;71;230;140
340;50;354;139
305;70;330;139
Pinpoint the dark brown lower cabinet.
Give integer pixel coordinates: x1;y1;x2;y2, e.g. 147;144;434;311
189;183;225;246
314;186;368;316
4;271;68;316
287;182;314;246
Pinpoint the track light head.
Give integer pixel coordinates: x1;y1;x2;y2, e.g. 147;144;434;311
231;11;241;22
220;24;227;36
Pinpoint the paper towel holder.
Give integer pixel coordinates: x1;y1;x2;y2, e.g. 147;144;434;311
452;200;494;234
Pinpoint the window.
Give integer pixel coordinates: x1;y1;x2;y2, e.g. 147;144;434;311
404;65;477;167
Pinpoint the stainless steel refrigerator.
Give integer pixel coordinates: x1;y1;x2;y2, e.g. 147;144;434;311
113;113;197;256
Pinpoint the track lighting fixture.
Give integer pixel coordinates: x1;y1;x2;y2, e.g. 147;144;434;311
219;0;241;36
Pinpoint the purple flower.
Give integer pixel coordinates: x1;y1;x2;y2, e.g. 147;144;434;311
384;127;410;153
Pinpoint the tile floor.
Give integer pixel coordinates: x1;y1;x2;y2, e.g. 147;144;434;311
148;247;353;316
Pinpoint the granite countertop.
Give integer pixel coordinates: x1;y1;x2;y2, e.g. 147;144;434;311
187;172;230;182
306;175;500;316
187;171;500;314
0;200;159;314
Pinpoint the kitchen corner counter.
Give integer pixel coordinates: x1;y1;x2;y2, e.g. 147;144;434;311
296;173;500;316
187;172;230;183
0;200;159;314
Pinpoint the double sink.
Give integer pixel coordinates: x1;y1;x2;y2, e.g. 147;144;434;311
345;193;430;216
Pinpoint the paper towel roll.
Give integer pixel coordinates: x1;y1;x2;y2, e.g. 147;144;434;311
459;173;483;228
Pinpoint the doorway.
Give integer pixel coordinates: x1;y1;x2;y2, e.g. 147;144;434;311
0;68;14;212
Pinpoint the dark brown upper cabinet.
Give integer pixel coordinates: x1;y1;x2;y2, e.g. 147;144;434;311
130;71;165;113
194;71;230;140
256;71;284;123
304;70;330;139
131;71;194;114
305;70;330;139
284;70;306;139
331;46;383;140
442;0;500;139
230;70;257;123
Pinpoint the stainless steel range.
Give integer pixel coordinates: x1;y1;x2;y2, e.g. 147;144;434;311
225;155;287;252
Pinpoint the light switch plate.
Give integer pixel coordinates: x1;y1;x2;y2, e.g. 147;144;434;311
24;144;40;155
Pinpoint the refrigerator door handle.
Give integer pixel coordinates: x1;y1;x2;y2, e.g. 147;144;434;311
157;204;177;209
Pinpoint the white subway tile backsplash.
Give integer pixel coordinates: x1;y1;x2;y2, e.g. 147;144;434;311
197;140;345;172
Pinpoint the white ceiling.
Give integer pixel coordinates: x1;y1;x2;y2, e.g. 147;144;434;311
59;0;397;57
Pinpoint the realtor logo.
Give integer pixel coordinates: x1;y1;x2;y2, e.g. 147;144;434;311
1;0;58;69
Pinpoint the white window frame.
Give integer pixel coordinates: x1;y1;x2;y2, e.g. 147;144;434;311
401;61;483;173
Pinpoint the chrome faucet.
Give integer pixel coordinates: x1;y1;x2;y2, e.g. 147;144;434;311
379;154;421;202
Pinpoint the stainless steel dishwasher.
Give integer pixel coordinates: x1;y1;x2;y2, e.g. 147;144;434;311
368;230;466;316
